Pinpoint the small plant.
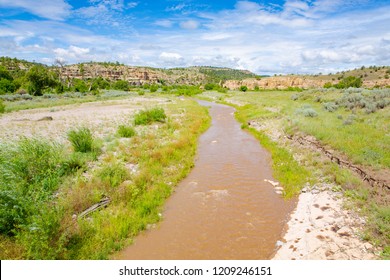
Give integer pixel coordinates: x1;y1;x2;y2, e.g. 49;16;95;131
67;127;94;153
134;108;167;125
343;114;355;125
117;125;136;138
291;94;299;101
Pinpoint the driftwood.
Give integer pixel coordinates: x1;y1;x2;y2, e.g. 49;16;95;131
286;134;389;191
78;197;111;219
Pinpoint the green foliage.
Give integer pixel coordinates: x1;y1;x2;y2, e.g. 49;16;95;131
0;138;66;236
73;79;88;93
97;162;129;188
323;82;333;88
67;127;94;153
117;125;136;138
335;76;362;89
175;85;203;96
91;77;110;90
239;85;248;92
134;108;167;125
199;67;260;83
26;65;56;96
112;80;129;91
0;99;5;113
0;66;13;81
149;84;159;92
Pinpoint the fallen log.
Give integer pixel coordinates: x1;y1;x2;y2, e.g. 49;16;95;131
78;197;111;219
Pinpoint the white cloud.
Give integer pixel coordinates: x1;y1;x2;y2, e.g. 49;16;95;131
128;2;138;8
155;19;174;28
166;3;186;12
54;45;90;60
180;20;199;29
0;0;71;20
159;52;185;66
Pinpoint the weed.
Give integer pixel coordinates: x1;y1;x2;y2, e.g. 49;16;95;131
97;162;129;188
67;127;94;153
117;125;136;138
134;108;166;125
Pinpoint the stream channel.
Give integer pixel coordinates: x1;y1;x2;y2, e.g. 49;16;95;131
117;100;296;259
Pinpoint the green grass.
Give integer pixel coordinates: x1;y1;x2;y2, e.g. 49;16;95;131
117;125;136;138
134;107;167;125
67;127;95;153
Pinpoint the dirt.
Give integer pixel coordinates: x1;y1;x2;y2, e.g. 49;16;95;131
0;96;172;144
273;185;378;260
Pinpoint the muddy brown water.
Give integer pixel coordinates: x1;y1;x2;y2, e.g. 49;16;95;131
117;100;296;260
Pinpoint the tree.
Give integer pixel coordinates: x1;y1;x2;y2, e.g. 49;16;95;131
26;65;54;96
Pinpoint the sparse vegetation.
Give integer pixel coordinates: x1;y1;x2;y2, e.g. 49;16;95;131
134;107;167;125
117;125;136;138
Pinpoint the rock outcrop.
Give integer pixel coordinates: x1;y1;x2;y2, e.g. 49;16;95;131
223;77;326;90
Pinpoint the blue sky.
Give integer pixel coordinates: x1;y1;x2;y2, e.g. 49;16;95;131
0;0;389;75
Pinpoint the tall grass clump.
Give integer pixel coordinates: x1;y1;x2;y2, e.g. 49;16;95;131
134;108;167;125
67;127;94;153
117;125;136;138
323;102;338;112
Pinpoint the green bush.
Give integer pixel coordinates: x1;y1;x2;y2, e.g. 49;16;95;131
67;127;94;153
239;85;248;92
0;99;5;113
113;80;129;91
291;94;299;101
150;84;159;92
134;108;167;125
117;125;136;138
335;76;362;89
73;79;88;93
323;82;333;89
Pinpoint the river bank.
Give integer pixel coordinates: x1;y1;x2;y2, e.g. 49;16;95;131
273;185;378;259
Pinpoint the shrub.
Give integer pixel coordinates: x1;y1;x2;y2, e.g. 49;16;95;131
0;99;5;113
239;85;248;92
323;82;333;89
97;162;129;188
113;80;129;91
291;94;299;101
134;108;167;125
343;114;355;125
302;108;318;117
150;84;159;92
335;76;362;89
117;125;136;138
67;127;94;153
297;105;318;117
323;102;338;112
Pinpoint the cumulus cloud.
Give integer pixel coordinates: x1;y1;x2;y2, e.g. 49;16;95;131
0;0;71;20
159;52;186;66
54;45;90;60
